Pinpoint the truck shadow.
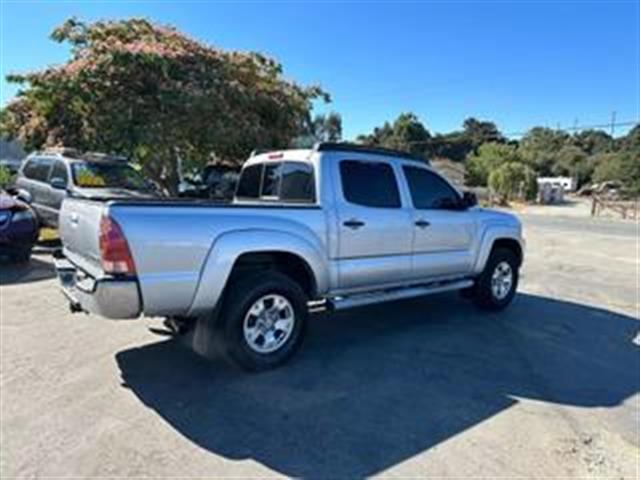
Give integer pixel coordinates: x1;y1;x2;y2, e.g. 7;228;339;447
0;255;56;285
116;293;639;478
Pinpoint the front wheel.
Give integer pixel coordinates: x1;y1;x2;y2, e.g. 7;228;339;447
472;248;519;311
217;271;308;371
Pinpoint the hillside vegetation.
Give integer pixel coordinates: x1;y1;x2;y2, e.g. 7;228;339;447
357;113;639;197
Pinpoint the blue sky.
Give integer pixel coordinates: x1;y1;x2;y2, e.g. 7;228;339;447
1;0;638;139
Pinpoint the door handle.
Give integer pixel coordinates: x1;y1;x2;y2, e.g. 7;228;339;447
414;219;431;228
343;219;365;229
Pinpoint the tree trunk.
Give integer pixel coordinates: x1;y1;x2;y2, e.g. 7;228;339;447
163;165;180;197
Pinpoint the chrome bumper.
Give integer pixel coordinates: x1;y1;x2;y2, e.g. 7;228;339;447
54;256;141;319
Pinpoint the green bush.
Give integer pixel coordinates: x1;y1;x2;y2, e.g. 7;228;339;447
0;166;15;190
465;142;520;186
593;151;640;197
488;162;537;204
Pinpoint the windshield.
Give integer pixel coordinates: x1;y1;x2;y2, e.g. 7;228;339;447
71;162;150;191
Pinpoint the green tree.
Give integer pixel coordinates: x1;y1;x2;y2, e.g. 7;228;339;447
311;112;342;142
357;115;506;162
552;145;593;187
593;151;640;196
430;131;473;162
0;166;14;189
570;129;613;155
488;162;537;204
357;112;431;158
0;18;328;193
462;117;505;149
616;124;640;152
518;127;570;176
590;124;640;196
465;142;520;186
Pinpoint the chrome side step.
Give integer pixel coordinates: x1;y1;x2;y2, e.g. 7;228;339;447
307;298;329;314
331;279;474;311
307;278;474;313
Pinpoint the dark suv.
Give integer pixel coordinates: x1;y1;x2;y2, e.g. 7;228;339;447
14;148;159;228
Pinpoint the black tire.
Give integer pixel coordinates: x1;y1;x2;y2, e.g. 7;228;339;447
473;247;519;311
216;271;308;371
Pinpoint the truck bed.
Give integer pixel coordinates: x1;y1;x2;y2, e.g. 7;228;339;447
59;196;327;317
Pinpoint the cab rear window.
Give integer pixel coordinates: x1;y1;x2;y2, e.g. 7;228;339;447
236;162;315;203
235;164;262;198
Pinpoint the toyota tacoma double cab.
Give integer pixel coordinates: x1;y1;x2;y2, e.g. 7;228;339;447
55;143;524;371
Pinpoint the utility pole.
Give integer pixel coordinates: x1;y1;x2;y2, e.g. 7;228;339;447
609;111;617;151
610;111;617;137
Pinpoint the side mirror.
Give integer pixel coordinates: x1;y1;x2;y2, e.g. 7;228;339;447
50;177;68;190
462;191;478;208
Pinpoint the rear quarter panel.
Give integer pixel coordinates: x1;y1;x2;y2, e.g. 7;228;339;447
110;204;328;316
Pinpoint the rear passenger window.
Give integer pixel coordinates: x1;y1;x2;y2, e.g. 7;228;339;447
49;161;68;185
280;162;315;202
22;158;52;182
340;160;401;208
235;164;262;198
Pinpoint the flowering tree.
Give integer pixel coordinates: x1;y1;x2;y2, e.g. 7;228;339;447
0;18;328;193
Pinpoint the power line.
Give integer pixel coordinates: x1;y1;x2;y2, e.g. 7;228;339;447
389;119;638;144
505;119;636;138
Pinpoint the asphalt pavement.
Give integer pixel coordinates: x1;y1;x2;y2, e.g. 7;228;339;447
1;212;638;478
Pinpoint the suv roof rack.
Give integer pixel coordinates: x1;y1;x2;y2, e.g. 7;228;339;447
82;152;128;163
36;148;128;163
40;147;81;158
313;142;428;164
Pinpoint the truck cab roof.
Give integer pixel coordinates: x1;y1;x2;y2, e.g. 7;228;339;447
246;142;429;167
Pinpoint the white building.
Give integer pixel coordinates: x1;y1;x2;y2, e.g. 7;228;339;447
537;176;576;192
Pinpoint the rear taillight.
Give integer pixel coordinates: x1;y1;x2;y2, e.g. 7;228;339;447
99;215;136;275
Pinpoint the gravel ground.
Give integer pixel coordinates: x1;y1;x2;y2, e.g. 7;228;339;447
0;213;638;478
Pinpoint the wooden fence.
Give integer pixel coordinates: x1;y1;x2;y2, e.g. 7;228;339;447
591;195;639;220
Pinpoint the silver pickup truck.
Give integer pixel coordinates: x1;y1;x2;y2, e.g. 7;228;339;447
55;143;524;370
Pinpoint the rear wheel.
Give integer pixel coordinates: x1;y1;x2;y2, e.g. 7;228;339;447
216;271;308;371
472;247;519;311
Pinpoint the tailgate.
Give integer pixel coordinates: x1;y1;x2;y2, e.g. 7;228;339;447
58;197;105;277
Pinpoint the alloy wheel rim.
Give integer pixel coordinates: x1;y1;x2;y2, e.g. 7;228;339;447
243;294;295;354
491;261;513;300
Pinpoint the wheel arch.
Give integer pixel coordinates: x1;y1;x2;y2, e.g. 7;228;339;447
228;250;318;299
473;226;524;274
187;228;328;316
492;238;523;266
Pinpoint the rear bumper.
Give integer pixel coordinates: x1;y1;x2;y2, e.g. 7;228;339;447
54;256;141;319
